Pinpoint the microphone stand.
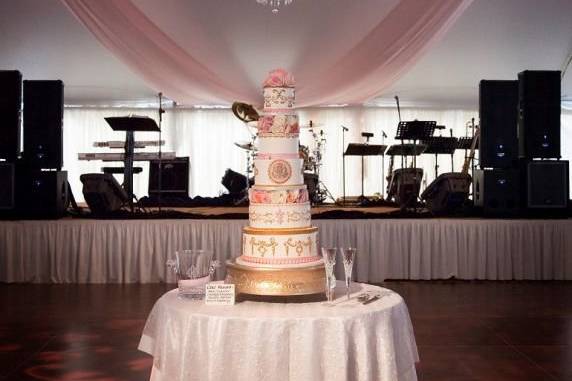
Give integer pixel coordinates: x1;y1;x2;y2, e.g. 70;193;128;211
342;125;348;206
157;92;165;213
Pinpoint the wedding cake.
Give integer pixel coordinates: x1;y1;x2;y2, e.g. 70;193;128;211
235;69;322;269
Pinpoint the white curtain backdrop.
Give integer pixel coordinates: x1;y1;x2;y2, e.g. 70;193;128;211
63;107;572;202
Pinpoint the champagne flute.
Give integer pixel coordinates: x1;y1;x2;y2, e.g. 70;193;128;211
321;247;337;302
340;247;357;300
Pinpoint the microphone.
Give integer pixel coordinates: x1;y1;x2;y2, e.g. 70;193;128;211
341;125;349;131
381;130;387;138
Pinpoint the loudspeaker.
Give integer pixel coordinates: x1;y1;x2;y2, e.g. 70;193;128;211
0;70;22;161
479;80;518;168
80;173;129;215
518;70;561;159
420;172;471;213
525;160;568;209
474;169;521;215
23;80;64;169
16;169;69;218
148;157;189;198
0;163;15;210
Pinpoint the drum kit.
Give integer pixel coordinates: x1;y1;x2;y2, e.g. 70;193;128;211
234;120;334;205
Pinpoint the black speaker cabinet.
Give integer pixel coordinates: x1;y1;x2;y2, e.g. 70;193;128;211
0;70;22;161
148;157;190;198
474;169;521;216
16;169;68;218
0;162;15;210
525;160;568;209
23;80;64;169
479;80;518;168
518;70;561;159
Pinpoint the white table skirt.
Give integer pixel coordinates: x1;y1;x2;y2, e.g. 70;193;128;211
3;218;571;283
138;282;419;381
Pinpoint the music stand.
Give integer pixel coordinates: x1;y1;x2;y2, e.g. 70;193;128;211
104;116;160;211
344;143;387;203
395;121;436;168
422;137;459;177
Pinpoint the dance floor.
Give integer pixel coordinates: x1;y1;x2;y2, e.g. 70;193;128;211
1;281;571;381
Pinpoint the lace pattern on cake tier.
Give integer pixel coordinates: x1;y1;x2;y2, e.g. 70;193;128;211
284;237;313;257
250;210;311;225
264;88;295;109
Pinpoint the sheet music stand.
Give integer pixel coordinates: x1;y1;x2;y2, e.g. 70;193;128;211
422;137;459;177
385;143;427;157
104;116;160;211
344;143;387;202
395;121;436;168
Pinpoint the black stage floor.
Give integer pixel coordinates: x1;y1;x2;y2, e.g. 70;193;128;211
1;281;571;381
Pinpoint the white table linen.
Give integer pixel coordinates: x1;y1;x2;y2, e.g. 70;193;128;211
138;282;418;381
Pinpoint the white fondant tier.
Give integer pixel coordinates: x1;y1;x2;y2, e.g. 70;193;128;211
257;136;299;155
263;87;295;110
249;203;311;229
241;226;318;260
253;158;303;186
249;184;309;204
257;114;299;137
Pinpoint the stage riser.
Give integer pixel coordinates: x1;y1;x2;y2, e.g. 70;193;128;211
1;219;571;283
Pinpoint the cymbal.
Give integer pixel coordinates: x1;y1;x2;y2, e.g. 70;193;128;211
232;102;260;123
234;141;257;151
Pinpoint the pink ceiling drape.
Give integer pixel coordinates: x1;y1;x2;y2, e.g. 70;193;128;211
61;0;472;107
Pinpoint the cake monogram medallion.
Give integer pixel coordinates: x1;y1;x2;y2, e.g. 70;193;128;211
268;159;292;184
228;68;325;296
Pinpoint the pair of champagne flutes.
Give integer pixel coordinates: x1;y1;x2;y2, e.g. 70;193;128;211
321;247;357;302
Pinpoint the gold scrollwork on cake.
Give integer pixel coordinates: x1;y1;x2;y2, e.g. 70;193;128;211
284;237;312;257
249;237;278;257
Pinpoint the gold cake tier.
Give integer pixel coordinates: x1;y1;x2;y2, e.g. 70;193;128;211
225;259;326;296
243;226;318;235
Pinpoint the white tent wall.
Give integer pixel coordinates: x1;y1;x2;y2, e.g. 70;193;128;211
63;107;572;203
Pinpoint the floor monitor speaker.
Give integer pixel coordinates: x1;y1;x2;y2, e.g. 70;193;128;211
23;80;64;169
80;173;129;215
420;172;471;213
0;71;22;161
518;70;561;159
474;169;521;216
479;80;518;168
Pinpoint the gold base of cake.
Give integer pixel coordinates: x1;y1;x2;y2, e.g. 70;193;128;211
225;259;326;296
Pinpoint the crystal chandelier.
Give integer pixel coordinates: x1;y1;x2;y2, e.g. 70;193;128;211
257;0;293;14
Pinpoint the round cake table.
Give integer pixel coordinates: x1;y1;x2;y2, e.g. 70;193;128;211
138;282;418;381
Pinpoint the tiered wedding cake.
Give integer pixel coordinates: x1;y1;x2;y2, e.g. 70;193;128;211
235;69;322;269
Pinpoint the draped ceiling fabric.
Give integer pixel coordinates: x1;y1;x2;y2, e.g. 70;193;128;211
61;0;472;107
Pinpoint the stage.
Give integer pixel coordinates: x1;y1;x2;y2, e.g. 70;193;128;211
1;211;571;283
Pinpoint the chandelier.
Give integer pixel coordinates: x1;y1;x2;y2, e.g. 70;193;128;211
257;0;293;14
